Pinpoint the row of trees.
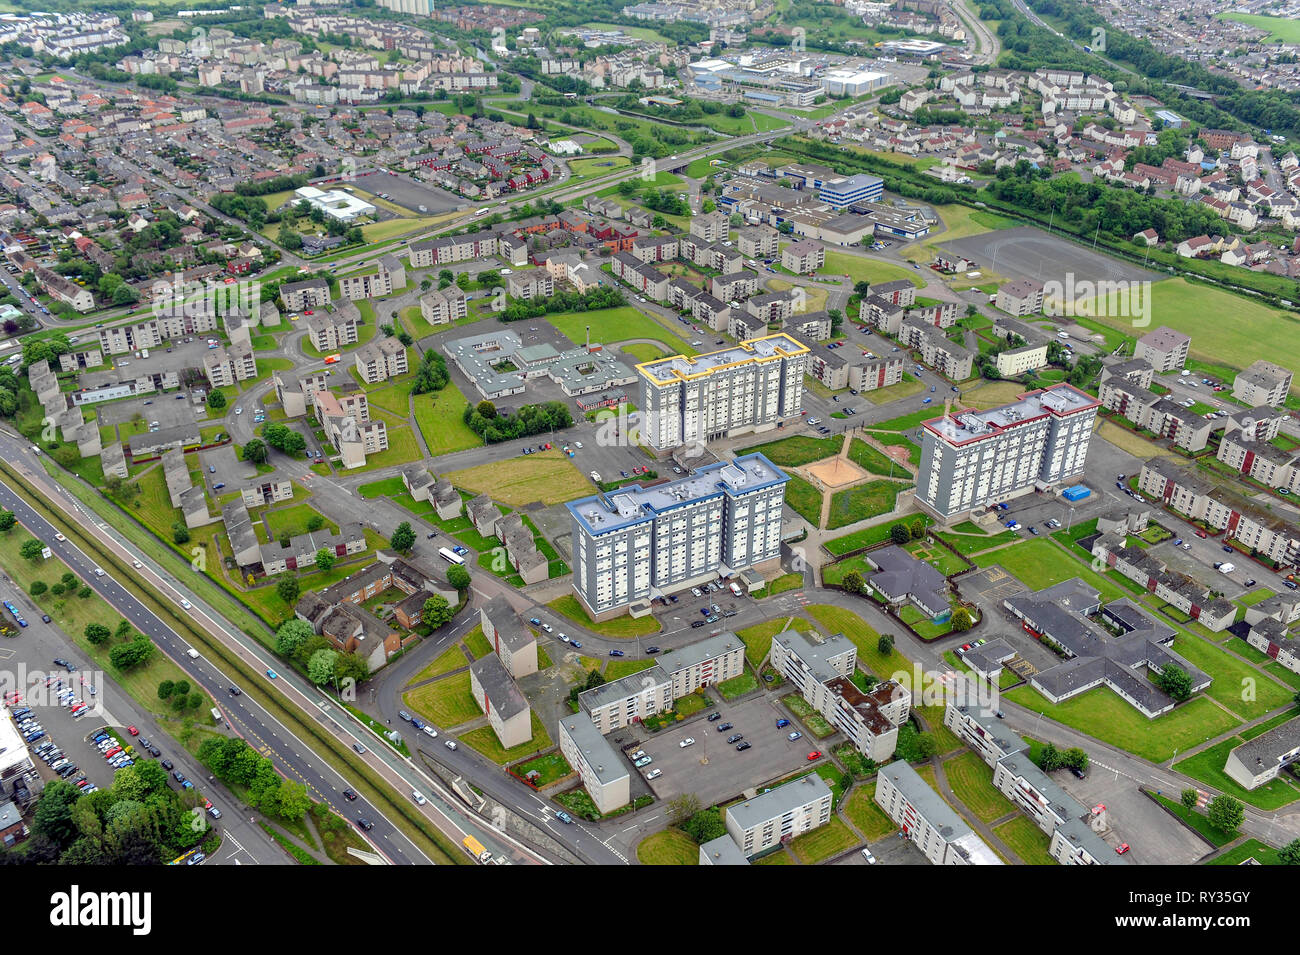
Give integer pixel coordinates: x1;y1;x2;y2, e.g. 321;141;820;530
463;399;573;444
273;618;369;687
410;349;450;396
497;286;626;324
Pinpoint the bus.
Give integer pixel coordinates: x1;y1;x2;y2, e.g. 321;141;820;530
438;547;466;566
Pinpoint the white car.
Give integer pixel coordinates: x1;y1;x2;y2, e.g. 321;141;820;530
412;790;427;805
422;724;438;738
180;599;192;610
679;737;695;748
499;268;513;275
559;633;570;643
234;407;243;415
54;533;65;542
132;560;142;569
645;768;662;780
574;442;583;449
542;623;553;633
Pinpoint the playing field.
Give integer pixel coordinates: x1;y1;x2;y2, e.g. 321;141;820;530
444;451;591;507
1219;12;1300;43
1075;278;1300;391
547;306;696;357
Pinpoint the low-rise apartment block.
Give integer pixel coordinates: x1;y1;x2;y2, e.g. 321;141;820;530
1233;359;1294;407
781;238;825;275
1133;326;1190;372
419;286;468;325
307;308;361;352
339;254;407;300
557;716;629;814
280;277;331;312
876;760;1003;864
479;595;538;679
995;279;1044;316
353;337;408;385
725;774;833;859
313;389;388;469
469;654;532;749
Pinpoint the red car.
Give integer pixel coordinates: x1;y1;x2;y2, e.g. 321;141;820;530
304;309;314;315
1116;843;1130;855
127;725;139;736
1196;530;1208;539
807;751;822;761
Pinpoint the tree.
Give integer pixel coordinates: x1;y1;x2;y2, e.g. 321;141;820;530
1279;839;1300;865
314;549;336;572
1062;747;1088;771
476;400;497;419
109;634;154;670
853;280;872;297
19;539;43;561
31;780;80;848
422;594;454;629
390;521;416;554
841;570;864;594
242;439;268;464
157;680;174;700
1039;742;1064;771
84;623;111;645
951;607;973;632
29;581;46;597
306;515;324;532
274;618;314;657
172;523;190;545
1155;662;1193;702
77;586;91;599
1206;794;1244;836
877;633;894;656
1180;788;1199;810
682;807;727;844
115;620;132;641
910;518;926;540
889;523;910;545
667;793;702;826
446;564;471;591
206;389;227;411
276;576;301;606
0;511;14;533
307;647;339;685
334;652;369;687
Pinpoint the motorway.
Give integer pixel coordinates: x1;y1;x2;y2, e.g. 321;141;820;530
0;429;586;865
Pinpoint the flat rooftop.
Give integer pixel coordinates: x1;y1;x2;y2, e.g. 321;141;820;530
566;452;788;536
638;333;808;386
922;383;1099;446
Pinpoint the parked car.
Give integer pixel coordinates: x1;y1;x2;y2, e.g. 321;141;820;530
679;738;696;748
735;741;751;751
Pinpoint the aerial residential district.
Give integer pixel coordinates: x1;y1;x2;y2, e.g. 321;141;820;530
0;0;1295;894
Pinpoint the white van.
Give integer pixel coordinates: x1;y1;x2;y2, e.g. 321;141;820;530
187;648;200;659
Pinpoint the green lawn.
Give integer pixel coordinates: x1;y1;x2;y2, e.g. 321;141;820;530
405;644;469;685
1218;12;1300;44
806;605;914;685
1206;838;1281;866
752;573;804;600
464;624;491;660
402;671;481;728
824;516;932;557
788;816;859;864
637;828;699;865
827;480;910;530
359;476;406;500
546;594;661;637
848;438;910;477
866;431;922;468
844;782;896;841
1004;684;1240;763
736;617;810;668
784;474;823;526
547;306;695;358
412;382;480;457
514;751;574;787
718;670;760;700
819;251;920;288
460;712;553;764
972;539;1130;603
944;751;1016;823
605;658;657;681
1172;738;1300;810
738;434;843;467
939;529;1020;555
994;815;1056;866
1150;793;1237;848
1075;278;1300;396
264;504;336;540
1166;633;1293;721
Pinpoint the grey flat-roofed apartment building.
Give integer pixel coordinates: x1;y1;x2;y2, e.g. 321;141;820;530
557;715;630;814
660;630;746;696
636;333;809;451
579;664;672;734
479;595;538;678
699;835;751;865
944;699;1025;768
876;760;1003;865
917;383;1099;520
1134;325;1190;372
726;774;833;858
566;453;788;618
1224;716;1300;790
